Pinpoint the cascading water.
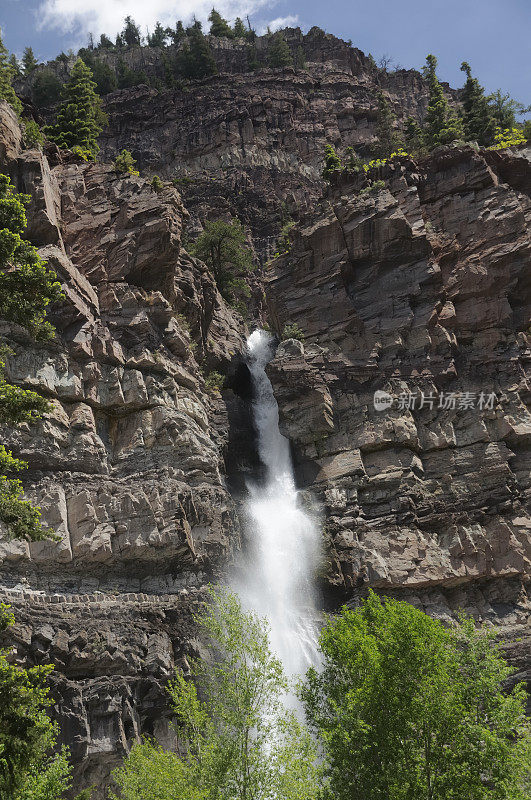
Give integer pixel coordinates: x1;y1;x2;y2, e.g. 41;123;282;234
236;329;320;680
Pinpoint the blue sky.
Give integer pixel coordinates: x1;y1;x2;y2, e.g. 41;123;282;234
1;0;530;104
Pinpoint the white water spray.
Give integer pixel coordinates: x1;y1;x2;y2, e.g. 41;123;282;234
237;329;320;679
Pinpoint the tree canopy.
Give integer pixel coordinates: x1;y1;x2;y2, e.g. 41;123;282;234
269;32;293;68
208;9;233;38
423;54;463;148
0;31;23;116
111;589;318;800
460;62;496;146
302;591;531;800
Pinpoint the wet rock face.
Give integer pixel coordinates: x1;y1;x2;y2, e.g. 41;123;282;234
266;146;531;688
0;105;246;795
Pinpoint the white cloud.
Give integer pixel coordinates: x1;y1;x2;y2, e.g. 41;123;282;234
38;0;277;39
259;14;299;34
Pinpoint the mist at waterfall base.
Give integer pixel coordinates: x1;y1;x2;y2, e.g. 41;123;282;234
233;329;321;682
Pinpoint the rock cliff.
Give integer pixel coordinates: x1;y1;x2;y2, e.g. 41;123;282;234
266;145;531;704
0;28;529;796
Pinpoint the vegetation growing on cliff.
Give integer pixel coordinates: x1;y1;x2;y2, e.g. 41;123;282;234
302;592;531;800
191;218;254;311
0;174;62;541
45;58;107;159
111;590;319;800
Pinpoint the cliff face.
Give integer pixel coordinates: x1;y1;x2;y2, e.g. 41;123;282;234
0;29;530;796
266;146;531;702
0;100;246;795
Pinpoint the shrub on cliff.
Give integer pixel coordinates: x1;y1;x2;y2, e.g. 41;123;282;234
302;591;531;800
423;54;463;149
269;32;293;68
190;218;254;308
113;149;139;175
460;62;496;146
322;144;342;181
45;58;107;158
111;590;319;800
0;173;63;542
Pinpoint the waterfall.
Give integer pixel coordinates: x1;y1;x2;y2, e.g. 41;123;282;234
236;329;320;680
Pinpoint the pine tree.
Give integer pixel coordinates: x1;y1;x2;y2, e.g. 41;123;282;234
233;17;247;38
404;115;425;154
294;46;306;70
148;22;167;48
22;46;38;75
166;20;186;45
423;54;463;149
460;62;496;146
91;59;117;95
32;68;61;107
269;32;293;68
177;26;217;80
45;58;107;158
208;9;234;38
8;54;20;78
97;33;114;50
0;31;23;116
121;16;142;47
373;91;403;157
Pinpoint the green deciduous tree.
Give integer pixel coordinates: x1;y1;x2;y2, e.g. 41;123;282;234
0;173;62;541
45;58;107;158
22;46;39;75
269;32;293;68
111;589;318;800
0;31;23;116
460;62;496;146
0;604;74;800
302;591;531;800
208;9;234;38
487;89;530;130
423;54;463;149
177;25;217;80
191;218;253;309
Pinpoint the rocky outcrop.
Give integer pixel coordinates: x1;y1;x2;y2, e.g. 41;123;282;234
0;101;245;795
266;145;531;694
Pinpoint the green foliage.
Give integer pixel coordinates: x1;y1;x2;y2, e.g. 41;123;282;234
90;59;117;95
423;54;463;148
114;149;139;175
489;127;527;150
147;22;168;48
404;115;426;155
151;175;163;192
302;591;531;800
97;33;114;50
460;62;496;146
0;31;23;116
32;69;62;107
0;174;62;541
277;220;295;253
294;46;306;70
177;25;217;80
8;55;21;78
322;143;342;181
121;16;142;47
203;370;224;392
45;58;107;158
208;9;234;38
233;18;247;38
111;589;319;800
116;58;147;90
0;606;75;800
282;322;304;341
487;89;530;130
22;118;44;148
373;91;403;157
166;21;186;46
191;218;254;307
269;32;293;68
22;46;39;75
